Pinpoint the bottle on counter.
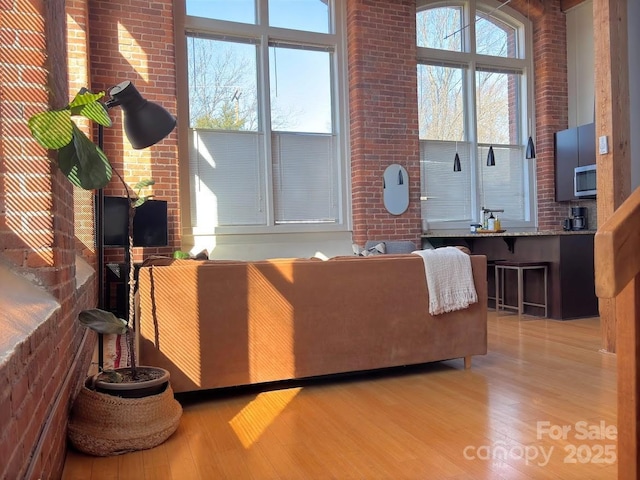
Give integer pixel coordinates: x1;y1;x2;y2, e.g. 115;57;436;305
487;213;496;231
494;215;501;231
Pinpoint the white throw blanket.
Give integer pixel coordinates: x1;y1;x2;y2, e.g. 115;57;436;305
412;247;478;315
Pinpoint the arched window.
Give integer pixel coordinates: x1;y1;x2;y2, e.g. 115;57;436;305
417;0;535;230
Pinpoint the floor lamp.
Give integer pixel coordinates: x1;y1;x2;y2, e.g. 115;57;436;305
96;81;176;369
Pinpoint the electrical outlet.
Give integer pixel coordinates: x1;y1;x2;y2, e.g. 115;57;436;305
599;135;609;154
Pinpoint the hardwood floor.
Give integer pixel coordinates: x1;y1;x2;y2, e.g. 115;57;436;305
62;312;617;479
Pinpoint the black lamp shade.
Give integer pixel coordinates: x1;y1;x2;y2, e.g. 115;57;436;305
487;146;495;166
526;136;536;159
453;152;461;172
108;81;176;149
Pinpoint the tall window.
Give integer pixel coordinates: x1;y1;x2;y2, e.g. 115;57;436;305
184;0;347;232
417;1;535;229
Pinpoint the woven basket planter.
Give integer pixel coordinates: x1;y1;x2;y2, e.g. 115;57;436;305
68;379;182;456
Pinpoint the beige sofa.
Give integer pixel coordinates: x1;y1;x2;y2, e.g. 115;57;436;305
137;254;487;393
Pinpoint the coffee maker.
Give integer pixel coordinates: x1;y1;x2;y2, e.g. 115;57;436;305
571;206;588;230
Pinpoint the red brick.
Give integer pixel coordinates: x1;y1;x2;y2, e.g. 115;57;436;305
10;374;29;412
26;248;54;267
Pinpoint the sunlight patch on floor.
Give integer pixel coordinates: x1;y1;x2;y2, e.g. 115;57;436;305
229;387;301;448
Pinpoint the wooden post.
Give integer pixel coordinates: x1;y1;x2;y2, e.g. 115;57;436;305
593;0;631;353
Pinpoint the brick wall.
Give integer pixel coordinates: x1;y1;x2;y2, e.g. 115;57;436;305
347;0;423;247
67;0;96;259
529;0;573;229
0;0;95;478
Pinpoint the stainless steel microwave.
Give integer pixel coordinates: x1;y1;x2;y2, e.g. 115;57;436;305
574;164;597;197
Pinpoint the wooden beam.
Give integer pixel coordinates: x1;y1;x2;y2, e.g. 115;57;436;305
509;0;545;18
593;1;636;476
593;0;630;353
594;1;631;237
561;0;589;11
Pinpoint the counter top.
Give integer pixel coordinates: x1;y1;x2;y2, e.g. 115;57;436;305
422;230;596;238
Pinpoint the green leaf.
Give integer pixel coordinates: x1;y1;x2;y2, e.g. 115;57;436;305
65;166;84;189
134;179;155;190
71;124;112;190
68;90;111;126
133;179;155;207
133;197;146;208
57;142;84;188
27;110;73;149
79;101;112;127
57;140;79;175
79;309;128;335
69;90;105;108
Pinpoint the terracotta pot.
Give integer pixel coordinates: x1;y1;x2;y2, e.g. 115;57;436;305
92;366;170;398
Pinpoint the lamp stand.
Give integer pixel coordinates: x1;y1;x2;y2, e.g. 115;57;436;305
96;124;105;371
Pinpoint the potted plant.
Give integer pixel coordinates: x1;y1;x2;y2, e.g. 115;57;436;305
77;178;168;399
28;87;182;455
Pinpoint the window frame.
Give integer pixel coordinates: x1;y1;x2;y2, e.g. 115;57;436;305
417;0;536;231
176;0;351;237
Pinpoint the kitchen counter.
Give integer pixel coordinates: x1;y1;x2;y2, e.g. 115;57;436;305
421;230;597;320
422;229;596;237
422;230;596;253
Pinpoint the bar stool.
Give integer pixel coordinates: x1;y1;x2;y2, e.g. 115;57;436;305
494;261;549;317
487;259;506;309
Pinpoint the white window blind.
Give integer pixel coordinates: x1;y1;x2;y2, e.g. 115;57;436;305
190;130;266;228
421;140;473;223
272;133;338;224
184;0;348;234
477;145;526;220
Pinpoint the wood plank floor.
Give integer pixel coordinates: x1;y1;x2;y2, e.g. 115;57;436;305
62;312;617;479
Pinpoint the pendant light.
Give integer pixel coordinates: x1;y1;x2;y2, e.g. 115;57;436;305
526;135;536;159
487;146;495;166
453;141;461;171
525;117;536;158
525;1;536;159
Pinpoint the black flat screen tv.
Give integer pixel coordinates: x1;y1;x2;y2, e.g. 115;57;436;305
100;196;168;247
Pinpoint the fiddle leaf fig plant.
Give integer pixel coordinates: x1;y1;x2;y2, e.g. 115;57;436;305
79;309;128;336
27;86;169;381
28;89;113;190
